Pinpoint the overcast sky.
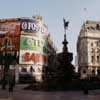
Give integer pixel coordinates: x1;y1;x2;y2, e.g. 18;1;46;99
0;0;100;64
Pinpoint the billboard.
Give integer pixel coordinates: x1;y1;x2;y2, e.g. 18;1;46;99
21;18;49;35
0;19;20;51
0;19;20;36
20;35;47;54
19;50;47;65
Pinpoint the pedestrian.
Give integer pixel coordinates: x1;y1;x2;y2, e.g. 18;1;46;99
83;79;88;95
9;80;14;96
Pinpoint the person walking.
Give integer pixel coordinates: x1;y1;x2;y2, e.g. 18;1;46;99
83;79;89;95
9;79;14;96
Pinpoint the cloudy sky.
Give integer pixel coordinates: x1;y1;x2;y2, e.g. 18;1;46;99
0;0;100;64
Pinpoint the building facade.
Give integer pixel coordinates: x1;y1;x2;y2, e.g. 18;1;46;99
0;16;56;83
77;20;100;79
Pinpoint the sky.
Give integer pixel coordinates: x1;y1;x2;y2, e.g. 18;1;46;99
0;0;100;64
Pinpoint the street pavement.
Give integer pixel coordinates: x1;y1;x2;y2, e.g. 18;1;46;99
0;84;100;100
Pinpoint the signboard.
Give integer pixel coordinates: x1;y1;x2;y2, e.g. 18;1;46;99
19;50;47;65
0;19;20;36
0;19;20;51
20;35;47;54
21;18;49;35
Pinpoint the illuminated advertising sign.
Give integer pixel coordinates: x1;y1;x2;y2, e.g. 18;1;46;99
21;18;48;35
0;20;20;36
20;35;47;54
19;50;47;65
0;19;20;51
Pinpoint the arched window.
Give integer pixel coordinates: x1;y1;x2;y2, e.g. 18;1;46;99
3;37;11;46
92;70;95;74
91;56;94;63
97;56;100;63
91;48;94;53
97;48;100;53
96;24;100;30
91;42;93;47
83;70;86;74
97;69;100;75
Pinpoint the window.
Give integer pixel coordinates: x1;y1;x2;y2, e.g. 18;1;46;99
96;41;99;46
97;69;100;75
90;26;95;30
92;70;95;74
97;48;100;53
87;27;90;30
97;56;100;63
91;42;93;46
4;38;11;46
96;24;100;30
91;48;94;53
83;70;86;74
91;56;94;63
21;68;27;72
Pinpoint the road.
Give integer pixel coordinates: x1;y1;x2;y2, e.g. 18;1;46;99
0;84;100;100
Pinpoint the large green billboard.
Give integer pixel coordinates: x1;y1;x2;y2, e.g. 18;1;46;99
20;35;47;54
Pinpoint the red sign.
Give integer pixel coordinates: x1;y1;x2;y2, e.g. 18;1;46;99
0;19;20;36
23;52;47;63
19;50;47;65
0;19;20;51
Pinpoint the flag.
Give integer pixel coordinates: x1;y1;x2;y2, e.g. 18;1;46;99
63;18;69;30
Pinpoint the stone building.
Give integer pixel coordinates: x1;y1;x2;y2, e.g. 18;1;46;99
77;20;100;79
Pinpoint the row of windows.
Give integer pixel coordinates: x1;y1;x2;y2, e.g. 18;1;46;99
91;41;100;47
91;48;100;53
91;55;100;63
86;24;100;31
83;69;100;74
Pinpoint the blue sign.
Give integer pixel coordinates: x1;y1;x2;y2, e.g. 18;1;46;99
21;18;49;35
21;19;39;33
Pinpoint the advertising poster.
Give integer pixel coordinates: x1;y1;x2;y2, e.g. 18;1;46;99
0;19;20;51
20;35;47;54
19;50;47;65
21;18;49;35
0;19;20;36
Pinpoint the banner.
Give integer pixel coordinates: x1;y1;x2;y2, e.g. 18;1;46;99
19;50;47;65
20;35;47;54
21;18;49;35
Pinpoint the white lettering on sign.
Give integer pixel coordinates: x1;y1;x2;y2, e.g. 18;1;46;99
21;21;48;34
21;22;28;29
21;22;38;31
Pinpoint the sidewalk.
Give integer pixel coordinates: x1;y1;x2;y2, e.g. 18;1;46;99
0;84;100;100
0;84;28;100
